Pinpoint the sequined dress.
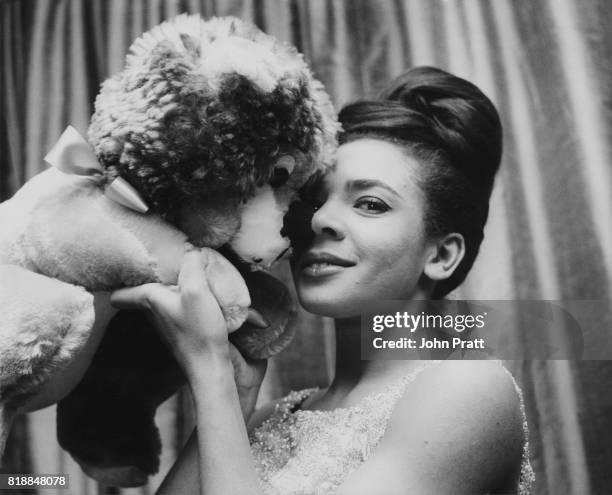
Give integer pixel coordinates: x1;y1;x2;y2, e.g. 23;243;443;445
249;361;535;495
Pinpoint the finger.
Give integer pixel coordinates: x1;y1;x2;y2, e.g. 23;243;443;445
178;250;211;298
246;308;269;328
110;283;168;310
229;344;268;371
177;251;227;330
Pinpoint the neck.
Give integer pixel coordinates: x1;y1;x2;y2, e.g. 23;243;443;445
330;316;422;393
332;317;363;387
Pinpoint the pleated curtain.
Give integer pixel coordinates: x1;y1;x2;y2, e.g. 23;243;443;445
1;1;611;494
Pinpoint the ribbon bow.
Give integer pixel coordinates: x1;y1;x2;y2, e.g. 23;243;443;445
44;126;149;214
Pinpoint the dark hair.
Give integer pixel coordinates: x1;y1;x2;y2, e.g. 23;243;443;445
338;66;502;298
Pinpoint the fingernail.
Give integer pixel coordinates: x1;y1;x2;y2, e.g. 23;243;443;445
247;308;269;328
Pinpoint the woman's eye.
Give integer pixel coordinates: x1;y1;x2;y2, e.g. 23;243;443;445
354;196;390;213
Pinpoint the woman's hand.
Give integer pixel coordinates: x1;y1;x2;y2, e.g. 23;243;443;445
112;250;267;495
110;250;267;403
111;250;229;373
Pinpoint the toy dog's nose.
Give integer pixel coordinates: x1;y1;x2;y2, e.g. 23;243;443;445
246;238;290;269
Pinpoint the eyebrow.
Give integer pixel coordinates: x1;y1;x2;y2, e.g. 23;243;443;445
345;179;402;198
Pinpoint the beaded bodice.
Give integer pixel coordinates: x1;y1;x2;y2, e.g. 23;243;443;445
249;361;535;495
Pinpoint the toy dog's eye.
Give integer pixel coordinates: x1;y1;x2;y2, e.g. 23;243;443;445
269;155;295;188
276;155;296;175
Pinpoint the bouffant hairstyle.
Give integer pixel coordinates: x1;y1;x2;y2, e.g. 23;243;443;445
338;66;502;298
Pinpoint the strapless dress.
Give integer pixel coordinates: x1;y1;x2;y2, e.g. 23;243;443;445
250;360;535;495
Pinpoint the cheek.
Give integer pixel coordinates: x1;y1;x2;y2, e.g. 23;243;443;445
354;218;418;266
355;226;425;290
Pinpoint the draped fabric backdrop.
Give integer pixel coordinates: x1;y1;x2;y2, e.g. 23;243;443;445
1;1;612;494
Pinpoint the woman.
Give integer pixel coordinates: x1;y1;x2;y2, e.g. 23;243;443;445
112;67;534;494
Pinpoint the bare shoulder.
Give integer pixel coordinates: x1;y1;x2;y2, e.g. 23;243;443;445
382;360;524;492
404;359;523;416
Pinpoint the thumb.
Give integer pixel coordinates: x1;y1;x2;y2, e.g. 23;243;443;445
110;283;172;310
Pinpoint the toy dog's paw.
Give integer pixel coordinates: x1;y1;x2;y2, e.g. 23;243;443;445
230;270;297;359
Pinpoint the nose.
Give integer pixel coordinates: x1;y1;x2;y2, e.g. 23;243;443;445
310;201;344;240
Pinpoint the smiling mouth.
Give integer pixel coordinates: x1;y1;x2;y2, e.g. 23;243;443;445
301;262;349;277
299;252;356;277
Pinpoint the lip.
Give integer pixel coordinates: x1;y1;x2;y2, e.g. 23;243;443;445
298;251;356;277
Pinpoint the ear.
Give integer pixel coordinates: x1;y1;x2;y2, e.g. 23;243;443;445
423;233;465;281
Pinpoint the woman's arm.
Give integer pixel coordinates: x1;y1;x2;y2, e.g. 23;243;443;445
182;352;263;495
111;251;265;495
154;382;280;495
334;360;525;495
151;344;266;495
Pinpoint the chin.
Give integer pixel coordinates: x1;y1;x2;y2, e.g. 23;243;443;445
296;285;363;319
293;265;375;318
300;299;359;319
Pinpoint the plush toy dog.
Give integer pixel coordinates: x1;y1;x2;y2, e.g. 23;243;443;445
0;14;338;487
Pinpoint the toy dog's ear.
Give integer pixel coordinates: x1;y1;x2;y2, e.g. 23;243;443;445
230;269;297;359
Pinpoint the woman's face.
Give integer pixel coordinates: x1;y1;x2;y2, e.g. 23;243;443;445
292;138;436;318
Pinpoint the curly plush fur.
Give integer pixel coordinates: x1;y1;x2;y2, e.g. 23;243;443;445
89;15;338;220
